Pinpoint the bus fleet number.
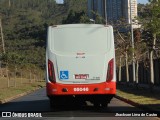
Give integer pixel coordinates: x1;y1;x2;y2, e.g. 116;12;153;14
73;87;89;92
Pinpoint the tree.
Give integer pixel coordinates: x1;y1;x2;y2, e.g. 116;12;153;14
114;18;133;83
0;18;5;54
0;0;88;72
115;31;132;83
140;0;160;88
62;10;90;24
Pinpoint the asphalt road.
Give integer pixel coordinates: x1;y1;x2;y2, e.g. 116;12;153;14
0;88;159;120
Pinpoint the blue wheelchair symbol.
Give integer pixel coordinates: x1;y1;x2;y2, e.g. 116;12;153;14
60;71;69;80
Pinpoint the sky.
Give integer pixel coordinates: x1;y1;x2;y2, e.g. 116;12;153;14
138;0;148;4
55;0;64;4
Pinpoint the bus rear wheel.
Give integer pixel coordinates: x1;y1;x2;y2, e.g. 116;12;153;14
93;102;108;108
49;98;56;108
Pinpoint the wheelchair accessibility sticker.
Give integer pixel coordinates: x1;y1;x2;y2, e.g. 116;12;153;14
60;71;69;80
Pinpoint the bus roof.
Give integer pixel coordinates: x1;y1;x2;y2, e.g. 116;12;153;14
51;24;112;29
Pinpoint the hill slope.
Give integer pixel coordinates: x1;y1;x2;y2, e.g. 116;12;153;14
0;0;87;71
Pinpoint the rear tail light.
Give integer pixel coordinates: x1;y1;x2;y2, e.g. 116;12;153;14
106;59;114;82
48;60;56;83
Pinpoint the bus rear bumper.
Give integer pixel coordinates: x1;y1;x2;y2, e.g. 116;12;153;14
46;82;116;96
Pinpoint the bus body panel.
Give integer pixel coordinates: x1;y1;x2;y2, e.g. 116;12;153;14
46;24;116;104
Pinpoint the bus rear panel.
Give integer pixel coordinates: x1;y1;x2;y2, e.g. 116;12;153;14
46;24;116;107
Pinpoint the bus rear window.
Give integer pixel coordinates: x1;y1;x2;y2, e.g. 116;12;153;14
51;27;111;53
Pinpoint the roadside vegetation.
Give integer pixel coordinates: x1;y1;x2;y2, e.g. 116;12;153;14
0;0;87;101
115;1;160;88
0;0;87;71
116;84;160;111
116;1;160;111
0;80;45;102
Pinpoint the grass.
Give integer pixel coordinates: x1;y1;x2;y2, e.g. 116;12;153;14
0;77;8;89
116;90;160;104
116;84;160;111
0;77;44;88
0;79;45;101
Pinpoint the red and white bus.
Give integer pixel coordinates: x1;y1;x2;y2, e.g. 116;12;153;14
46;24;116;108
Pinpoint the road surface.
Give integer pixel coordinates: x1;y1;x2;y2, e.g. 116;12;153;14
0;88;159;120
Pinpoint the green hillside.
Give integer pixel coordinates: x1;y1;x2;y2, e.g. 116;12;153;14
0;0;87;71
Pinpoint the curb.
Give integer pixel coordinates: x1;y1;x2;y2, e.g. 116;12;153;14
0;87;41;104
115;95;160;115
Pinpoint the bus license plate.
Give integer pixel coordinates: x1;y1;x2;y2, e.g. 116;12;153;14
74;74;89;79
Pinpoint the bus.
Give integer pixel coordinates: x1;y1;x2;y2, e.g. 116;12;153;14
46;24;116;108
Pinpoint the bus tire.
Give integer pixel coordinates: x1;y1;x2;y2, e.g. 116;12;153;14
50;98;55;108
94;102;101;108
101;102;108;108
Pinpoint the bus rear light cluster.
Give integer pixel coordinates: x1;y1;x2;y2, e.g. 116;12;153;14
106;59;114;82
48;59;56;83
